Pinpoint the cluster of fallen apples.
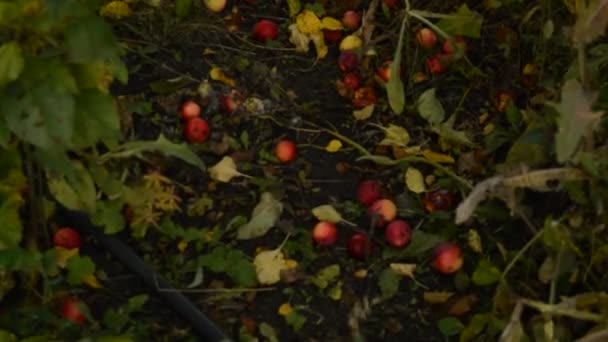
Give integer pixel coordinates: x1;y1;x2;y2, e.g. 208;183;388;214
312;180;463;275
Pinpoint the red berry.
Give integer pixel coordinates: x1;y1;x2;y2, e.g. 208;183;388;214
356;180;382;206
442;36;467;55
323;29;343;44
343;72;361;90
312;221;338;246
342;11;361;30
368;199;397;227
432;242;463;274
180;100;201;120
253;20;278;42
338;51;358;72
426;53;450;74
377;60;401;82
416;28;437;49
347;233;374;259
53;227;81;249
275;140;297;163
60;298;87;325
385;220;411;248
184;117;210;143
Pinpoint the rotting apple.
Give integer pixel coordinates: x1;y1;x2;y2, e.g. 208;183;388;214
432;242;463;274
352;86;377;109
338;50;358;72
368;199;397;226
60;298;87;325
180;100;201;120
385;220;411;248
347;233;374;259
203;0;227;12
356;180;382;206
253;19;279;42
342;10;361;30
343;72;361;90
312;221;338;246
323;29;343;44
423;188;456;212
416;28;437;49
275;139;297;163
184;117;210;143
53;227;81;250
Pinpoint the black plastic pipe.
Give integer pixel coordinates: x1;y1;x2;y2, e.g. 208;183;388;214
57;206;229;342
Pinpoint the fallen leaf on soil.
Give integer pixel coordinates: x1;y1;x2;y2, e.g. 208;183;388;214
353;104;374;120
417;88;445;125
423;291;455;304
278;303;294;316
467;229;482;253
310;32;328;59
354;269;368;278
321;17;344;30
254;246;288;285
82;273;103;289
328;281;343;300
389;263;416;279
289;24;312;53
237;192;283;240
422;150;455;164
100;1;133;20
405;167;426;194
209;67;236;86
296;10;321;34
311;204;343;223
311;264;340;289
325;139;343;152
378;124;410;147
208;156;251;183
340;34;363;51
447;294;479;316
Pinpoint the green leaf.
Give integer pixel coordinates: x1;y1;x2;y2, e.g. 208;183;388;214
387;18;407;115
175;0;191;17
377;268;401;300
92;199;126;234
287;0;301;17
0;3;19;25
104;134;205;170
47;161;96;213
72;90;121;148
226;250;257;287
0;42;24;87
550;79;604;163
199;247;227;273
432;118;474;147
383;231;441;259
311;264;340;289
459;313;491;342
285;311;307;332
149;77;193;94
435;4;484;39
418;88;445;125
66;255;96;285
471;259;501;286
65;16;117;63
0;248;41;271
237;192;283;240
259;322;279;342
438;316;465;337
126;294;149;312
0;193;24;249
0;330;16;342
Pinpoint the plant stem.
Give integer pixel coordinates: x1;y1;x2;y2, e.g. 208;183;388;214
501;228;544;282
520;298;607;322
407;10;451;41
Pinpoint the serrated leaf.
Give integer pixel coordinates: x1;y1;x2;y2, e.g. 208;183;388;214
311;205;342;223
208;156;250;183
435;4;484;39
253;247;288;285
405;167;426;194
418;88;445;125
237;192;283;239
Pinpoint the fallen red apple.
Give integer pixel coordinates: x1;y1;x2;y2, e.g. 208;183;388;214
352;86;377;109
442;36;467;55
368;199;397;226
180;100;201;120
219;90;242;113
385;220;411;248
312;221;338;246
60;298;87;325
253;19;279;42
356;180;382;206
203;0;227;12
342;10;361;30
347;233;374;259
432;242;463;274
53;227;81;250
343;72;361;90
376;60;401;82
338;50;358;72
416;28;437;49
275;139;297;163
184;117;210;143
323;29;343;44
426;53;452;74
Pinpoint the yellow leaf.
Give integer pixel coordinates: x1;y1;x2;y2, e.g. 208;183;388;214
339;35;362;51
310;32;328;59
296;10;321;34
177;240;188;252
325;139;342;152
353;104;374;120
379;124;410;147
208;156;251;183
288;24;311;53
55;247;79;269
82;273;103;289
202;48;216;55
99;1;132;20
254;247;288;285
354;269;368;278
278;303;293;316
467;229;483;253
321;17;344;30
421;150;455;164
209;67;236;87
285;259;299;269
405;167;426;194
389;263;417;279
423;291;454;304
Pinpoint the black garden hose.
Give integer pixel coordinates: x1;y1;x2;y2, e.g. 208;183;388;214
57;205;229;342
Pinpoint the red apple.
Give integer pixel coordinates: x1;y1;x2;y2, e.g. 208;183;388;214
442;36;467;55
376;60;401;82
342;10;361;30
432;242;463;274
426;53;451;74
323;29;343;44
356;180;382;206
180;100;201;120
338;50;358;72
184;117;210;143
343;72;361;90
219;90;242;113
312;221;338;246
416;28;437;49
347;233;374;259
275;139;297;163
53;227;81;249
368;199;397;227
385;220;411;248
253;19;278;42
60;298;87;325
